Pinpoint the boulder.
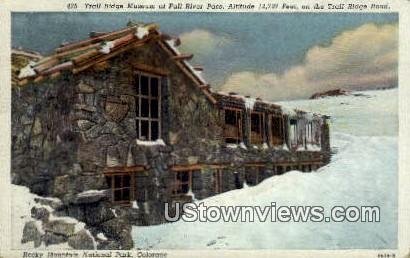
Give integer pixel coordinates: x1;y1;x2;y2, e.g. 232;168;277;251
84;202;116;226
44;220;76;237
21;221;43;248
31;206;50;222
67;229;96;250
100;217;133;249
42;232;67;246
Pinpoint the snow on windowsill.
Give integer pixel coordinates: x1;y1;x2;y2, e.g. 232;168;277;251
136;139;166;146
226;144;238;149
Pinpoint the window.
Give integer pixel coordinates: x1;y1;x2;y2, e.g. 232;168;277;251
171;170;199;196
250;112;264;144
105;166;146;205
224;108;243;144
213;169;223;193
270;115;284;146
106;173;133;204
134;73;161;141
289;119;298;147
276;166;284;175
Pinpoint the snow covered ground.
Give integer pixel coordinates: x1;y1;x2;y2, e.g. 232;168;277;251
132;88;398;249
10;184;71;249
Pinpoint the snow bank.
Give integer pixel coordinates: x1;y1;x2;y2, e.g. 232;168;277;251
132;89;398;250
133;133;397;249
278;89;398;137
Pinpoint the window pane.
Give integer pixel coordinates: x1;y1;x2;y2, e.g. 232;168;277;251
181;183;189;194
251;113;261;132
225;109;237;125
151;77;159;97
141;75;149;95
114;190;122;201
123;188;130;201
114;175;122;188
134;74;140;94
123;175;130;187
141;98;149;117
135;120;139;138
141;120;149;140
151;121;159;140
150;99;158;118
181;171;190;182
105;176;112;188
135;98;139;117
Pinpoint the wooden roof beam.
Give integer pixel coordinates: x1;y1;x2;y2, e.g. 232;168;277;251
172;53;194;61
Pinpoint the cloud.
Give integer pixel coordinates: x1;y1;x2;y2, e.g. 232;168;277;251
220;23;398;100
178;29;230;58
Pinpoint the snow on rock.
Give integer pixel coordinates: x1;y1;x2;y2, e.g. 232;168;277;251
18;64;36;79
77;189;106;198
11;184;72;249
97;232;108;241
186;189;197;202
110;208;118;218
136;139;166;146
85;229;98;250
132;89;398;250
99;41;114;54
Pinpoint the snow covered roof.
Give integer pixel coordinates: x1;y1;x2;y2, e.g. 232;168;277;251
14;22;217;103
212;91;328;119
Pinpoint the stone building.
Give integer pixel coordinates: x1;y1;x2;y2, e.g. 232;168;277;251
12;23;330;249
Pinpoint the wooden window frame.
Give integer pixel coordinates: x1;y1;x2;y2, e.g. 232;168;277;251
134;71;162;141
171;169;197;197
105;172;135;205
250;111;265;145
223;107;243;144
104;166;145;205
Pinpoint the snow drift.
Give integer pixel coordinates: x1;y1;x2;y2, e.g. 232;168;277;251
132;89;398;249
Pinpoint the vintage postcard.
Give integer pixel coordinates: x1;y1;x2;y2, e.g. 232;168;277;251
0;0;409;257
